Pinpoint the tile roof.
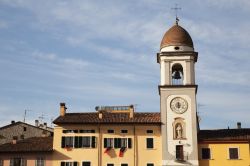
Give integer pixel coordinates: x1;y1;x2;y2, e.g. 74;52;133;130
0;137;53;153
198;129;250;141
161;24;194;49
53;112;161;125
0;121;53;133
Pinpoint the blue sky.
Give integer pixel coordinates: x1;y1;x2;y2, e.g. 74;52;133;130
0;0;249;129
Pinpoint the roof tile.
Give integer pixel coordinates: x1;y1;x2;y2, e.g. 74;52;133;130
0;137;53;153
53;112;161;124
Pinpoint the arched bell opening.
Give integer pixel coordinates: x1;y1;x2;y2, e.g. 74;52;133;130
172;64;184;85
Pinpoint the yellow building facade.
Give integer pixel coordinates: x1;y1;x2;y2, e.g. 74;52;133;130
53;105;162;166
198;141;250;166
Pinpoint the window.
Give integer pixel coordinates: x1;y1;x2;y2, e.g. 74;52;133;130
146;130;153;134
114;138;132;148
23;127;27;132
0;159;3;166
121;164;128;166
147;164;154;166
201;148;211;159
75;136;96;148
61;162;78;166
82;137;91;147
10;158;27;166
61;136;74;148
104;138;113;148
62;136;96;148
63;130;78;133
82;162;91;166
79;130;95;133
146;138;154;149
121;130;128;134
35;157;45;166
229;148;239;159
107;130;114;133
176;145;184;161
107;164;114;166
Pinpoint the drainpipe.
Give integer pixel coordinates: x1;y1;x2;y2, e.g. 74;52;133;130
98;124;102;166
133;125;137;166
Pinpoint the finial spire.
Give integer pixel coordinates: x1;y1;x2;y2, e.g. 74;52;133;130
171;4;181;25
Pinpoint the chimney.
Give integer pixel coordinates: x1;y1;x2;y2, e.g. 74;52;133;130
44;123;47;129
11;120;15;124
98;112;103;119
35;120;39;127
237;122;241;129
60;103;67;116
12;136;18;144
129;105;134;118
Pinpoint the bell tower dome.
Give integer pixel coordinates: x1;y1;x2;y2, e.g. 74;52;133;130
158;20;199;166
160;22;194;52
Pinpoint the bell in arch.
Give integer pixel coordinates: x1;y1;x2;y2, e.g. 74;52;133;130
173;71;181;79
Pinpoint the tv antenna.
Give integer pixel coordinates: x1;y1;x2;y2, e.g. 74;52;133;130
38;114;46;124
171;4;181;24
23;109;31;123
50;117;54;128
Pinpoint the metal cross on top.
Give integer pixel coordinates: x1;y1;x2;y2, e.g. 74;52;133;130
171;4;181;25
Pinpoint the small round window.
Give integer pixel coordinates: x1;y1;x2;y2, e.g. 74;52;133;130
174;46;180;50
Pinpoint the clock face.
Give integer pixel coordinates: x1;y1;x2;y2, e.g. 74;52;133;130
170;97;188;114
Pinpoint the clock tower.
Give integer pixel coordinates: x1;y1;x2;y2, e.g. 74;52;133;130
158;20;199;166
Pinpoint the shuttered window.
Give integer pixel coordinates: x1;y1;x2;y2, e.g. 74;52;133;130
61;136;74;148
62;136;96;148
104;138;132;148
104;138;113;148
10;158;27;166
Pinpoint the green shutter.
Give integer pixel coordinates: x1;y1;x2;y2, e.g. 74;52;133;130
91;136;96;148
114;138;118;148
61;137;65;148
128;138;132;148
79;136;83;148
117;138;121;148
74;136;79;148
104;138;107;148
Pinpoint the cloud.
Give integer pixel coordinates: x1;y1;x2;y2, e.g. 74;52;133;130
32;51;57;61
0;0;249;129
